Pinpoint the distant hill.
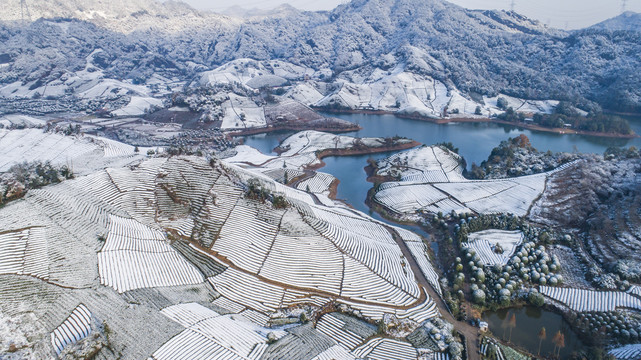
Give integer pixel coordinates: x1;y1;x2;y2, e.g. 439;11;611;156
221;4;302;19
590;11;641;32
0;0;640;112
0;0;239;32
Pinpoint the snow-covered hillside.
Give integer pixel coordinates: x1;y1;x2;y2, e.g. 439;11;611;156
0;0;640;113
370;145;574;218
291;63;558;117
0;128;148;175
0;147;448;358
199;59;323;89
197;58;558;119
590;11;641;32
0;0;240;33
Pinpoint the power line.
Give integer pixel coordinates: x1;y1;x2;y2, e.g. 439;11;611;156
20;0;31;23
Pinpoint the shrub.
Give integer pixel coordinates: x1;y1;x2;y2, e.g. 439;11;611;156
272;195;289;209
473;289;486;305
528;291;545;307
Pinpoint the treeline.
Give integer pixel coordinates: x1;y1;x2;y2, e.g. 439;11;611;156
497;101;632;135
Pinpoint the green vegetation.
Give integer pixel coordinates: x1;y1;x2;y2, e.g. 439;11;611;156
449;214;562;309
527;291;545;307
497;342;531;360
571;311;641;346
272;195;289;209
496;97;509;111
245;179;290;209
466;134;577;179
604;146;641;160
436;142;459;154
245;179;271;202
497;101;632;135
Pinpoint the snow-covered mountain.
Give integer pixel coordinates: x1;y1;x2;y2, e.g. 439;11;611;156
0;0;239;32
220;4;303;20
590;11;641;32
0;0;640;112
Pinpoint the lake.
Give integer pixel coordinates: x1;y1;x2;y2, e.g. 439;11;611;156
241;112;641;215
483;306;586;359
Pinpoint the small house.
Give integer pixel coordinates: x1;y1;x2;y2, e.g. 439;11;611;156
478;321;489;332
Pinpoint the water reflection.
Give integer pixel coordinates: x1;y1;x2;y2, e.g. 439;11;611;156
483;306;585;359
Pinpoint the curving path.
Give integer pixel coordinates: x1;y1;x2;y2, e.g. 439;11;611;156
384;225;482;360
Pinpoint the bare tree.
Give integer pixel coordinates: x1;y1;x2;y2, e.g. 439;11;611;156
551;330;562;356
508;313;517;342
556;333;565;357
537;327;546;356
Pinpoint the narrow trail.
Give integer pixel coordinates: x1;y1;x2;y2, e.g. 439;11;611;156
384;225;482;360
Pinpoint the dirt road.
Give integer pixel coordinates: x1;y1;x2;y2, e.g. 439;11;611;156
385;225;482;360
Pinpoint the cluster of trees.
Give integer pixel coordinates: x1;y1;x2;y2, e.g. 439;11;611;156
450;214;563;311
573;311;641;346
453;213;523;245
436;142;459;154
7;161;73;189
604;146;641;160
245;179;289;209
1;161;74;205
468;135;532;179
467;134;577;180
497;101;632;135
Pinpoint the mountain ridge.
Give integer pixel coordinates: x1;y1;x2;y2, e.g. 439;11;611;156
0;0;240;32
590;11;641;32
0;0;640;112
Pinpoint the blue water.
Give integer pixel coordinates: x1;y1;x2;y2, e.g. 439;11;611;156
321;112;641;168
241;113;641;214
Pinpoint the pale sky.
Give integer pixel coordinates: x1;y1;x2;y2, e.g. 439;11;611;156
184;0;641;29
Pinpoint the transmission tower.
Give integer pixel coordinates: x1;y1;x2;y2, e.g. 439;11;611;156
621;0;628;14
20;0;32;23
510;0;515;12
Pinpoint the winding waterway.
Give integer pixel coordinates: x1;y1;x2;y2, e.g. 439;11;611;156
242;112;641;215
240;113;641;359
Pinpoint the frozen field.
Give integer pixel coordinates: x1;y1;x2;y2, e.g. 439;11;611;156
226;130;413;196
0;145;447;357
540;286;641;312
463;230;524;266
98;215;204;293
0;128;148;175
372;146;574;217
152;302;273;360
609;344;641;360
199;58;318;89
